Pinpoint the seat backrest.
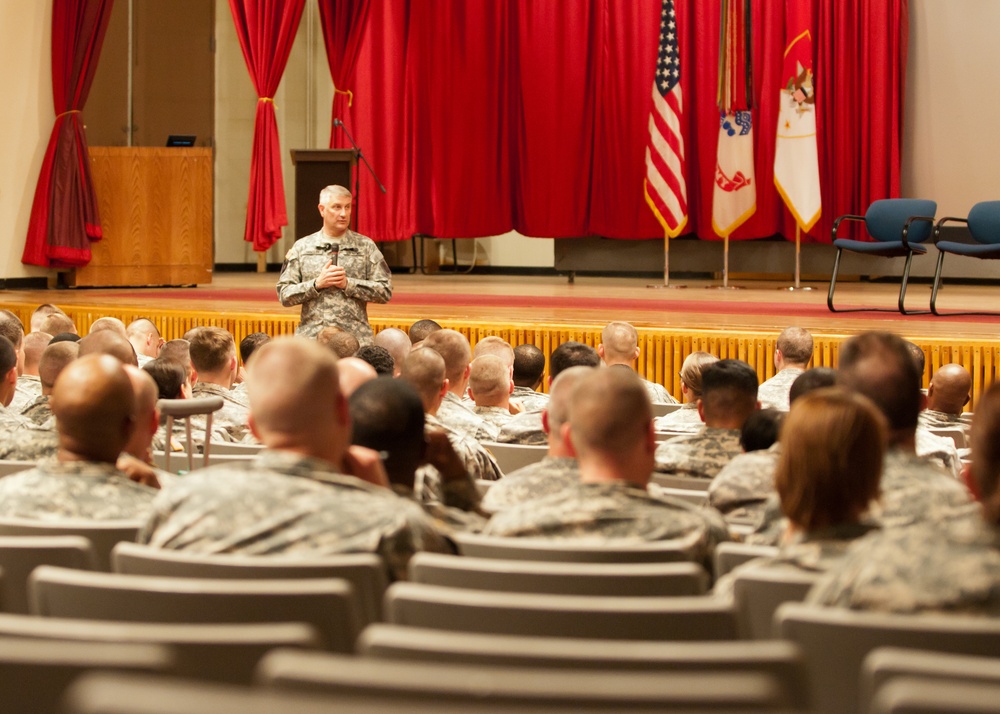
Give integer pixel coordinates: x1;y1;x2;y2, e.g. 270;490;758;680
871;677;1000;714
649;473;711;491
0;518;141;571
258;647;793;711
384;582;738;640
451;533;696;563
29;566;365;653
357;623;811;709
776;602;1000;714
0;460;35;476
112;542;388;625
479;442;547;473
0;635;172;714
158;396;224;473
967;200;1000;245
0;612;320;685
206;441;264;457
861;647;1000;714
408;552;708;596
651;403;683;417
0;536;96;613
731;566;819;639
713;542;779;580
865;199;937;243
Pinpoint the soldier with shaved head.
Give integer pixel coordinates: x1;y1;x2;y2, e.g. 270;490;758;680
373;327;411;377
0;354;157;519
126;318;163;366
468;355;515;431
12;331;50;412
78;330;138;366
599;321;677;405
920;363;973;434
0;336;30;430
21;341;79;427
424;329;499;440
484;368;727;567
138;338;451;580
511;343;549;412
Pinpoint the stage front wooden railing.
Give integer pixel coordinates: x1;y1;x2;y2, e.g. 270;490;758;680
68;147;213;288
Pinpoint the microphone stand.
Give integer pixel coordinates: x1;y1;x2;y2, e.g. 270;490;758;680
333;119;387;233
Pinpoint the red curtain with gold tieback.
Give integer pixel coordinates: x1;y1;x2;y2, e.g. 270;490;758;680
229;0;306;252
317;0;372;149
22;0;114;268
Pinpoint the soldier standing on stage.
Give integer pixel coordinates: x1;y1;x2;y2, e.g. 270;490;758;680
276;185;392;345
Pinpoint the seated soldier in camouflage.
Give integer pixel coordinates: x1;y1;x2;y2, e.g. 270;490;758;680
0;354;158;519
481;366;593;514
654;359;759;480
654;351;719;434
138;338;452;581
497;341;601;445
350;377;486;531
0;335;32;432
373;327;410;377
400;349;503;482
484;368;728;569
21;340;79;428
14;330;49;413
469;355;516;432
184;327;250;442
807;379;1000;614
709;367;835;524
919;363;972;434
422;329;499;441
715;387;885;598
598;321;677;405
756;326;813;411
511;343;549;413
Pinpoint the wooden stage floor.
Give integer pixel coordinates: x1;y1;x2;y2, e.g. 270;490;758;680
2;272;998;341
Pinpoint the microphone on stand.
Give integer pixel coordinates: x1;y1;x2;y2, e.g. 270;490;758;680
333;118;342;129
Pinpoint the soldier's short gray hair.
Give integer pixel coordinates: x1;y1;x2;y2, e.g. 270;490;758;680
319;185;352;205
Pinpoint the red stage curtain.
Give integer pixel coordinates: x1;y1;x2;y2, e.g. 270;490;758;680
22;0;114;268
350;0;907;244
317;0;372;148
229;0;306;252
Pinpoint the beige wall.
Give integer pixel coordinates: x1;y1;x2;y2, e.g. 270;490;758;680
0;0;994;278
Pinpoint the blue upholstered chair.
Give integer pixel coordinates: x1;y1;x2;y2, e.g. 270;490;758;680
931;200;1000;315
827;198;937;314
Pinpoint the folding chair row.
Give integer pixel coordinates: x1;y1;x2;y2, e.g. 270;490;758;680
479;441;547;473
862;648;1000;714
451;532;699;563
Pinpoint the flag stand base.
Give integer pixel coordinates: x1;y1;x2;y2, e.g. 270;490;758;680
647;284;687;289
705;285;745;290
779;285;815;291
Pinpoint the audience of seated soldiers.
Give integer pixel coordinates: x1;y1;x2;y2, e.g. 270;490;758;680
598;320;677;405
757;326;813;411
481;365;593;514
138;338;452;580
654;359;759;480
654;351;719;433
511;343;549;412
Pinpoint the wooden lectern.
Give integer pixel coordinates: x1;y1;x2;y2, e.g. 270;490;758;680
290;149;357;238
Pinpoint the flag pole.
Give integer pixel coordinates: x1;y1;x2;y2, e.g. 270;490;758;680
647;228;686;290
723;235;729;288
780;224;815;291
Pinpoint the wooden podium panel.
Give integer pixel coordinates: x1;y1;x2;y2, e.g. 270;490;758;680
71;147;213;287
291;149;356;238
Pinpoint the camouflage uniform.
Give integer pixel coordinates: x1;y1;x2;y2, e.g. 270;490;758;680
708;443;781;522
276;229;392;344
0;459;157;520
137;449;452;581
512;386;549;413
472;405;515;432
496;410;547;446
643;379;679;405
0;427;59;460
425;414;504;481
714;521;879;599
436;392;500;441
20;395;53;427
756;368;804;412
918;409;972;434
480;456;579;513
11;375;42;413
915;426;962;480
653;402;703;433
189;382;250;443
654;427;743;480
483;481;729;570
394;472;486;533
807;509;1000;614
0;402;31;431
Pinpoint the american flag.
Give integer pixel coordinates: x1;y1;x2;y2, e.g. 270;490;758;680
644;0;687;238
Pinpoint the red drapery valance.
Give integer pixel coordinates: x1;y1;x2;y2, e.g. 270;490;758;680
229;0;306;252
346;0;907;244
22;0;114;268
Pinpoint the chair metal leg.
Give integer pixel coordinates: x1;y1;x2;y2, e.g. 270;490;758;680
826;248;843;312
898;251;930;315
930;250;946;316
